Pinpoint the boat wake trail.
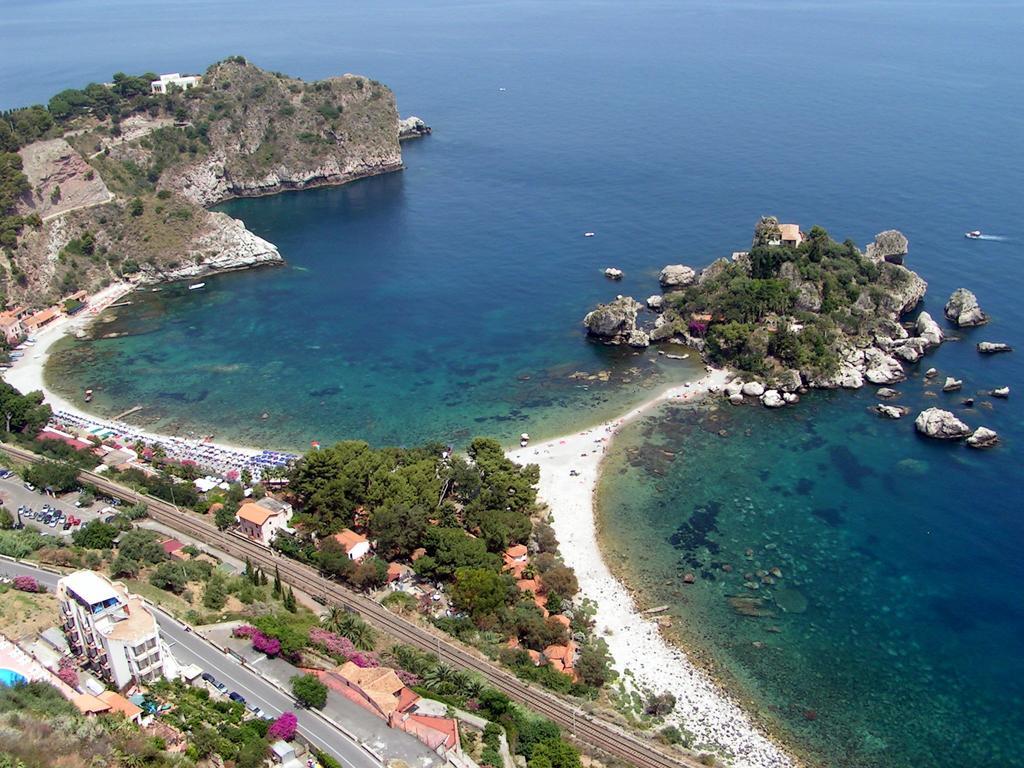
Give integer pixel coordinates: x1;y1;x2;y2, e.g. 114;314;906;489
976;234;1009;241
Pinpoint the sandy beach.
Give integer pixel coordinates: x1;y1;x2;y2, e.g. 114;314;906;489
508;369;794;768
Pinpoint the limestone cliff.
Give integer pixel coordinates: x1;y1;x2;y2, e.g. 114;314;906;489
2;58;417;306
160;60;403;206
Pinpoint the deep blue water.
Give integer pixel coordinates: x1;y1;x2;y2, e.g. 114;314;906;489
4;1;1024;766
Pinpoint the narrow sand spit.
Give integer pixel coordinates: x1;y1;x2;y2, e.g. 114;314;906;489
509;369;794;768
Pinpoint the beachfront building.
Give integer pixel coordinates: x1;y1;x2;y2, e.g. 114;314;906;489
150;73;202;94
236;496;293;546
0;308;26;344
57;570;167;690
23;306;59;334
331;528;371;561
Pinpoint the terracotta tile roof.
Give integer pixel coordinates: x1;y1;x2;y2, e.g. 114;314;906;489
98;690;143;719
505;544;528;559
72;693;111;714
25;307;58;328
337;662;416;715
516;579;541;594
332;528;368;554
237;501;275;526
779;223;802;242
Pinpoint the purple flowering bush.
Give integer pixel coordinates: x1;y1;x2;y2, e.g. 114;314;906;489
267;711;298;741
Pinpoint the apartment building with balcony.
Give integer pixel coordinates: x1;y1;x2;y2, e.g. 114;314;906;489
57;570;167;690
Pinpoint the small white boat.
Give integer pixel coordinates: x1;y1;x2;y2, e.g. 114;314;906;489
188;282;206;290
584;232;595;238
965;230;982;239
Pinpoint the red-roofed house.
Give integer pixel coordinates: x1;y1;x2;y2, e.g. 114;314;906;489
236;497;293;545
331;529;370;561
161;539;186;559
396;712;460;753
502;544;529;578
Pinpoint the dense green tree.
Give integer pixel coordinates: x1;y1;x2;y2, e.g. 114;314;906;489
528;738;581;768
316;536;355;580
110;554;140;579
149;561;188;593
214;504;236;530
203;574;228;610
349;556;388;592
574;641;614;688
414;527;500;581
451;567;512;624
24;460;78;493
116;528;166;564
0;507;12;530
369;503;429;560
539;563;578;597
71;520;117;549
290;673;327;709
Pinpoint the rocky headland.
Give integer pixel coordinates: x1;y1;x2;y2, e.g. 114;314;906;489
1;57;427;305
584;217;934;400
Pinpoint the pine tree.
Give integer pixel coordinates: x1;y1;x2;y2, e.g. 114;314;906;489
257;568;266;587
273;565;282;598
283;585;297;612
244;557;254;583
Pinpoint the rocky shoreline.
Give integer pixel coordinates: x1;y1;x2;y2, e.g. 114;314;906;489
581;221;1011;438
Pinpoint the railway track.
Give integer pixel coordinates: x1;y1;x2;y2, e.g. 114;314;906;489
3;442;704;768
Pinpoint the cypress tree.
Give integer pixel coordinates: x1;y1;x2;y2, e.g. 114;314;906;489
273;565;282;597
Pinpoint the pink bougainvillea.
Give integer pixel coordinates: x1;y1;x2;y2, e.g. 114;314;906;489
13;575;40;593
267;711;298;741
233;625;280;657
348;651;380;668
396;669;421;687
252;633;281;657
232;625;258;639
308;628;355;660
56;658;79;688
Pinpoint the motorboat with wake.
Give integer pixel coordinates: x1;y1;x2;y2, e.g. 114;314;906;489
965;230;982;239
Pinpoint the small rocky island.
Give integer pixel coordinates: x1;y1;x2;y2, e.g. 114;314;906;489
584;217;932;392
583;217;1009;443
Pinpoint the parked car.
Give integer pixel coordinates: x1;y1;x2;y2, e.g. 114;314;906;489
213;680;228;693
229;692;246;705
201;672;217;684
249;706;265;718
23;482;35;492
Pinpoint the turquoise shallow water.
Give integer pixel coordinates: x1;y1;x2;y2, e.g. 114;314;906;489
4;0;1024;765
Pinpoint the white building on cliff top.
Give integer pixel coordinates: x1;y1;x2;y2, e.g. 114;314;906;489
151;73;201;94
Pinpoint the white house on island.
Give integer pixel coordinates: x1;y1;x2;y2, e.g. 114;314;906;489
151;73;202;94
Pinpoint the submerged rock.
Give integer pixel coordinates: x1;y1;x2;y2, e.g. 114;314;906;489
977;341;1012;354
966;427;999;449
877;387;900;399
659;264;696;290
944;288;988;327
914;407;971;439
774;587;809;614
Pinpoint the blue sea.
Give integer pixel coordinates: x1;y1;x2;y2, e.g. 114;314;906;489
3;1;1023;765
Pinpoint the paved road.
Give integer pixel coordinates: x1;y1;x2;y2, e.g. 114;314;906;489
0;559;382;768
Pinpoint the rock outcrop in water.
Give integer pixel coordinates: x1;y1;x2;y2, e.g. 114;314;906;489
977;341;1011;354
914;408;971;439
583;295;644;345
659;264;696;289
966;426;999;448
398;116;432;140
944;288;987;327
865;229;909;264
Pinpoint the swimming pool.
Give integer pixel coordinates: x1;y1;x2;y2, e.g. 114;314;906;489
0;668;27;687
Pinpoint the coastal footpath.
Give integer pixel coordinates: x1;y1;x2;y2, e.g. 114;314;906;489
1;57;423;306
